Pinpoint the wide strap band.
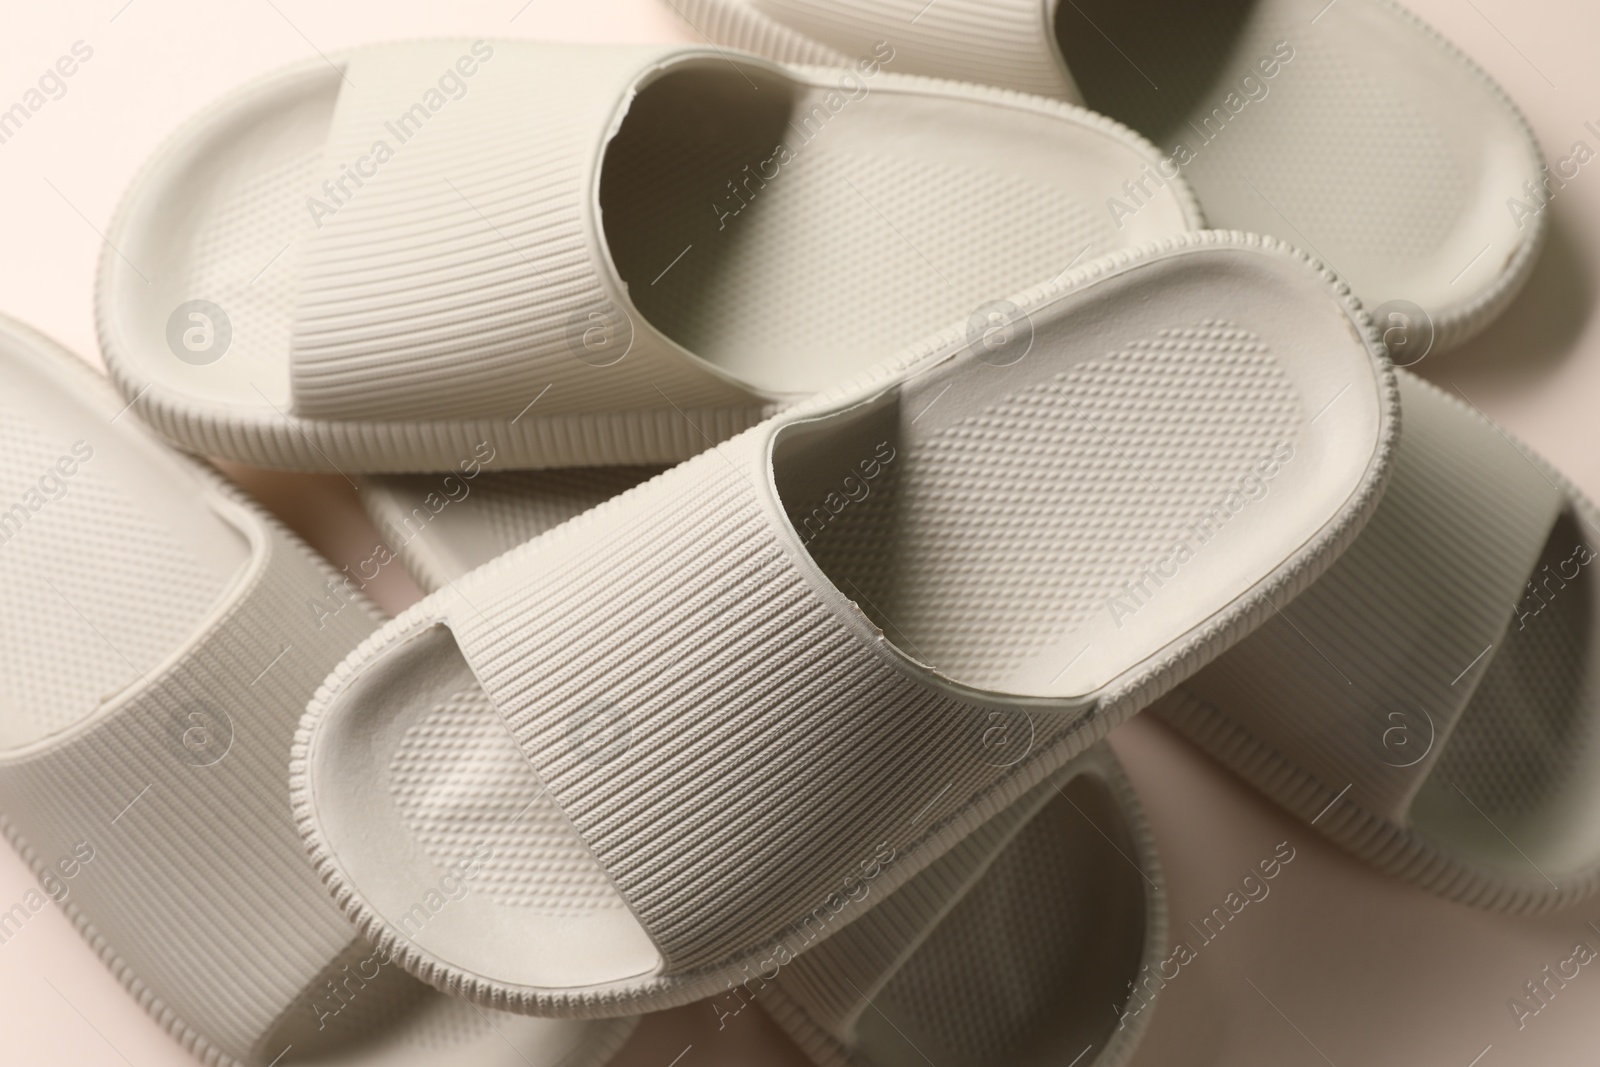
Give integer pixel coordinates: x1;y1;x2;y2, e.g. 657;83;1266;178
748;0;1078;100
1162;371;1566;824
434;427;1095;974
0;503;382;1065
289;41;764;422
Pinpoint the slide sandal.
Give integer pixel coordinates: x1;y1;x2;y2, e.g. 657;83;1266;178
0;316;636;1067
291;232;1394;1016
1156;369;1600;914
674;0;1546;353
360;449;1166;1067
96;38;1200;474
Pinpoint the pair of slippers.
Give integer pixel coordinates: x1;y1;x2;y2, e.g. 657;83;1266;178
0;8;1583;1067
0;317;1159;1067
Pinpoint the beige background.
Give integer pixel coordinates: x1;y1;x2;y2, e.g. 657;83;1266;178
2;0;1599;1063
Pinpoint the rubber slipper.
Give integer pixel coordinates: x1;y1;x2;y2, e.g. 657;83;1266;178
0;316;637;1066
1156;369;1600;913
360;459;1167;1066
729;741;1164;1067
672;0;1547;353
291;232;1395;1016
95;38;1200;474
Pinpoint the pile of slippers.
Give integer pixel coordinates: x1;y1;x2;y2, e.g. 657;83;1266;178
1;1;1588;1064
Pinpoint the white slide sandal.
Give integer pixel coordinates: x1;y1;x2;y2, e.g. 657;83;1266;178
0;316;636;1067
672;0;1547;353
291;233;1394;1016
1156;369;1600;913
360;432;1166;1067
95;38;1200;474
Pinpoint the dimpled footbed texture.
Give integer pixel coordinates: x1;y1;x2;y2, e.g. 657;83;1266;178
389;687;623;914
1057;0;1467;265
0;406;231;746
601;64;1152;394
801;318;1301;690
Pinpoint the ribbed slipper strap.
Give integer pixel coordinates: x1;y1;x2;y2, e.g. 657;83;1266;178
424;427;1097;977
1161;371;1566;825
288;41;770;422
683;0;1079;100
0;510;381;1065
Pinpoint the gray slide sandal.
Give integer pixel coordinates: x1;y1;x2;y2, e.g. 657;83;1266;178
672;0;1547;353
0;316;636;1067
292;233;1393;1016
96;39;1199;473
1157;370;1600;913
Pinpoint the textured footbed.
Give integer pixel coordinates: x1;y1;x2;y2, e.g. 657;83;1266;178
0;322;633;1067
302;239;1386;997
98;46;1194;437
850;776;1150;1067
1054;0;1538;341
